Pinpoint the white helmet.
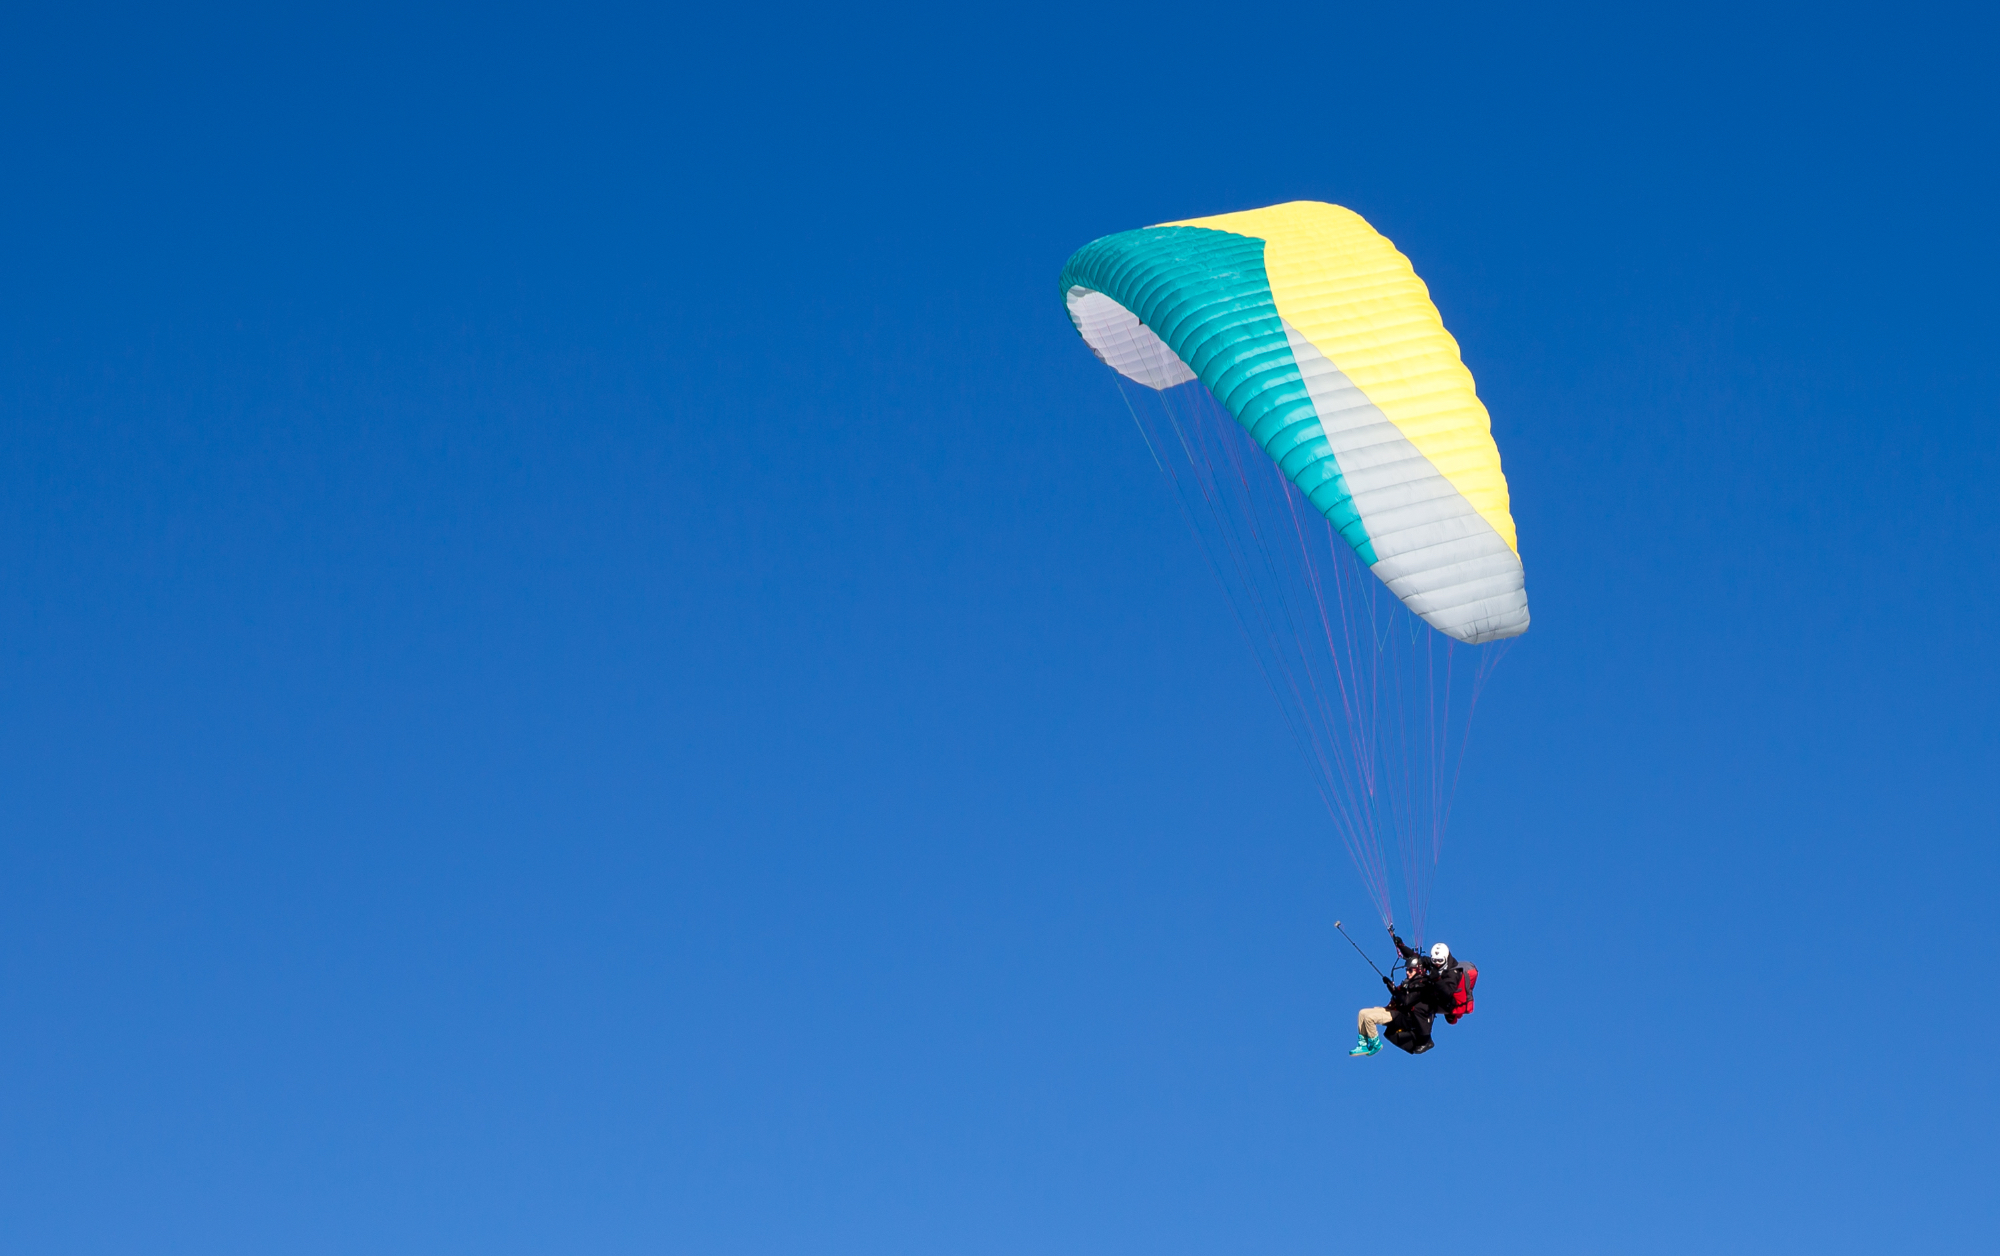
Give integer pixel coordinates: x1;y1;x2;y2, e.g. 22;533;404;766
1430;942;1451;964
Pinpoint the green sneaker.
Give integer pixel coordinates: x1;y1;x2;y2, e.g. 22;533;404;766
1348;1033;1382;1057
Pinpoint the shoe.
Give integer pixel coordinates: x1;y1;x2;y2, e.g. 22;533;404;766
1348;1033;1382;1057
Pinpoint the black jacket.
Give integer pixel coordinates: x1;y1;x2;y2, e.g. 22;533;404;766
1379;936;1464;1053
1389;935;1465;1007
1379;976;1437;1054
1384;970;1448;1019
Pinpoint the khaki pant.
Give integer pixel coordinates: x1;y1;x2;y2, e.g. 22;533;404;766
1358;1006;1395;1039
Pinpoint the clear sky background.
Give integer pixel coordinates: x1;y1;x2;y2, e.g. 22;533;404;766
3;3;1995;1252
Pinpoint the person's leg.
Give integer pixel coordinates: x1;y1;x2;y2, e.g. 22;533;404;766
1357;1007;1394;1039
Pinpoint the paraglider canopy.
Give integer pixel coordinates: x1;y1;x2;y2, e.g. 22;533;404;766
1061;201;1527;645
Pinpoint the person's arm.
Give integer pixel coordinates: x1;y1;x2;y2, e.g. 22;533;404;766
1391;933;1421;961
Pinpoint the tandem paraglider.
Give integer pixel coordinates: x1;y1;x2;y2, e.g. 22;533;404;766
1341;923;1478;1057
1058;201;1523;1057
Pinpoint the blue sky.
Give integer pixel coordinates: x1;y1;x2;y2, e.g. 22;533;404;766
2;3;1995;1252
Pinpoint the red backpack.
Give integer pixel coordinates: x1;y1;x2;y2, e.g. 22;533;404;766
1444;964;1478;1024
